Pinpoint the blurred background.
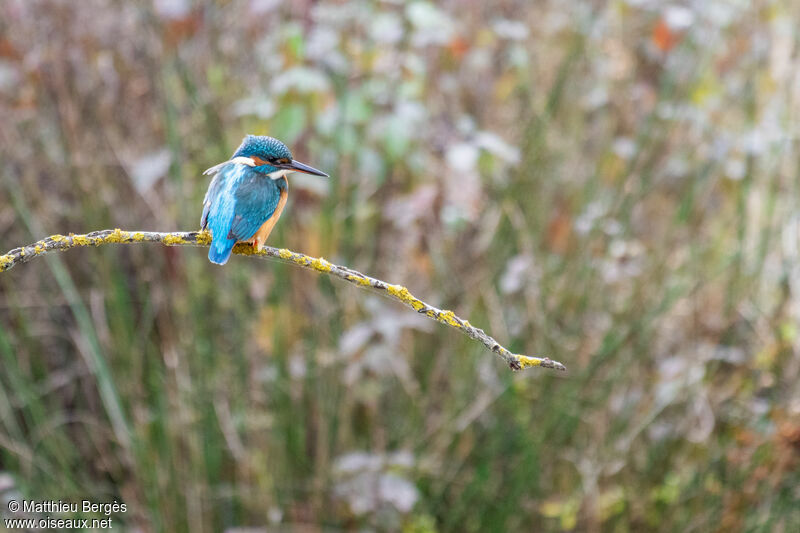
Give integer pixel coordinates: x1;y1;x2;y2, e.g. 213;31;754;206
1;0;799;531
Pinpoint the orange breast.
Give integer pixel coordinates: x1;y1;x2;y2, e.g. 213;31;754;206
249;184;288;251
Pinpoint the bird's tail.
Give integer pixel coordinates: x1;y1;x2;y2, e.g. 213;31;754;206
208;236;237;265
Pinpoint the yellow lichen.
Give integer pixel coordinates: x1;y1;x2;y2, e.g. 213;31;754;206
346;274;372;287
356;276;371;287
310;257;332;272
49;234;67;243
72;235;91;246
104;228;128;243
515;355;543;369
0;255;12;268
234;244;257;256
386;284;426;311
196;230;212;245
162;234;187;246
438;310;462;328
34;244;44;254
132;232;145;241
278;249;293;259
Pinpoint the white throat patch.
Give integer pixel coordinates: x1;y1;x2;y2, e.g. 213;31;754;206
267;169;289;180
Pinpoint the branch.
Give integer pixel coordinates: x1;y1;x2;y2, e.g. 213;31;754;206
0;229;566;372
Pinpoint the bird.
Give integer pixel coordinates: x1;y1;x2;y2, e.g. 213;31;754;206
201;135;328;265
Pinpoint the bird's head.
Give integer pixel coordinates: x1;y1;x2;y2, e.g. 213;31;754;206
232;135;328;178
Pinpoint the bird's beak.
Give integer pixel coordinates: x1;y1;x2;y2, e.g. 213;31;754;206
283;160;329;177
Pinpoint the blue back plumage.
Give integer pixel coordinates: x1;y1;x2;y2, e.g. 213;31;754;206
202;161;284;265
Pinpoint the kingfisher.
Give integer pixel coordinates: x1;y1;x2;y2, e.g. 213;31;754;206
201;135;328;265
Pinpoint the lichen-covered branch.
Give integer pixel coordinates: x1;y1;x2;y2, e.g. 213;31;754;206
0;229;566;372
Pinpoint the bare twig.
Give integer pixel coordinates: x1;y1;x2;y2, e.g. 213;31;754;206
0;229;566;372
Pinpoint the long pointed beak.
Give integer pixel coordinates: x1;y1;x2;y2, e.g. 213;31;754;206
283;160;328;177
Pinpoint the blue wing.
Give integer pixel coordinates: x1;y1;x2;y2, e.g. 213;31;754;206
201;162;281;265
229;173;282;241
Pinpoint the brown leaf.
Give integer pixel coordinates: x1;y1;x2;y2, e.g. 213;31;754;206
652;18;681;53
546;209;572;255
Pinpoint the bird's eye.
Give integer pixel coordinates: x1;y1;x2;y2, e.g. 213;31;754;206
275;158;290;165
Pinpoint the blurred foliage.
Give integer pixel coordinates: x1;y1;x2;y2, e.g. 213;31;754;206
1;0;800;531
